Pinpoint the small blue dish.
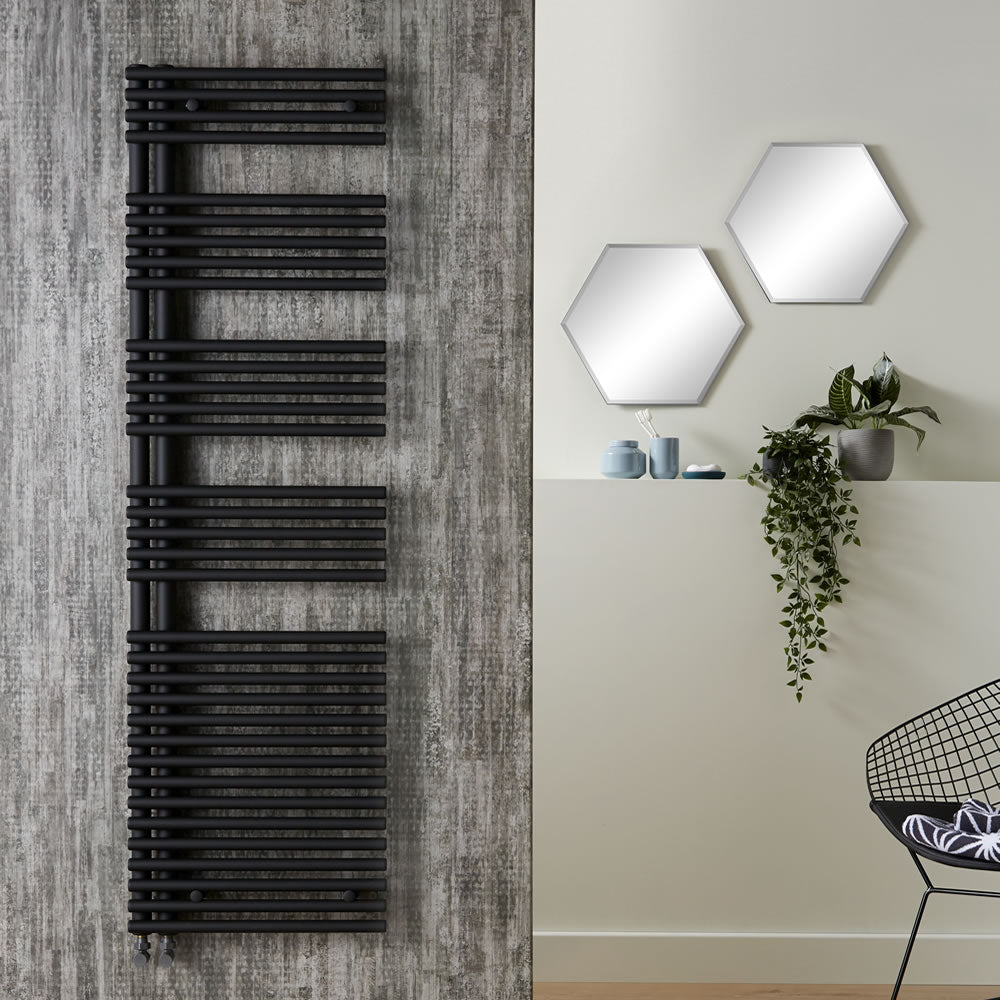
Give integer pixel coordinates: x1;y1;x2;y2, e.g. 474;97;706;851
682;470;726;480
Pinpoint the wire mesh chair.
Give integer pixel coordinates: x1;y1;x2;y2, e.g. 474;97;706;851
867;678;1000;999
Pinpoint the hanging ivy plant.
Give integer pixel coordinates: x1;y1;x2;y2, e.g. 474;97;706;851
743;428;860;701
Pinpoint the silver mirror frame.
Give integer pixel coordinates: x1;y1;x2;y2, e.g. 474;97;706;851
726;143;908;304
561;244;746;405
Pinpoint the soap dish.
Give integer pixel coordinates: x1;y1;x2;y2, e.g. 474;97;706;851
682;470;726;480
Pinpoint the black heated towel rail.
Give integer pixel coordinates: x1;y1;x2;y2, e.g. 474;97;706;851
124;64;390;966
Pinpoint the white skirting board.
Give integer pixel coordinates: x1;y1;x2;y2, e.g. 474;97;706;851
533;931;1000;985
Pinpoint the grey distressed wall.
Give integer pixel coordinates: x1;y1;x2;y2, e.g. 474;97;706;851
0;2;532;997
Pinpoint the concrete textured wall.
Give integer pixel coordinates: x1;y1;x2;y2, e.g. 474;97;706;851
0;2;532;998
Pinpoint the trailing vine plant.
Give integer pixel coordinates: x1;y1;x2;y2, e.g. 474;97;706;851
743;428;860;701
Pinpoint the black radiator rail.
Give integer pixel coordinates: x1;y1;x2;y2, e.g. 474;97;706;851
124;64;389;963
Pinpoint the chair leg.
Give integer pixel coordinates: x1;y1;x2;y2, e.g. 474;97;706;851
890;888;932;1000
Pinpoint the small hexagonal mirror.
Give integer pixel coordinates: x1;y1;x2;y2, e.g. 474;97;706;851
727;143;908;303
561;244;745;405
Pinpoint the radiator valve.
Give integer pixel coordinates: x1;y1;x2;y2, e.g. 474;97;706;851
132;936;151;966
158;935;176;967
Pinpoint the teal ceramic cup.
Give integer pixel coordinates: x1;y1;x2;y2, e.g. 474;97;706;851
648;437;679;479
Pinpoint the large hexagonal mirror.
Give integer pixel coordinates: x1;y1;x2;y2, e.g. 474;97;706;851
561;244;745;405
727;143;908;303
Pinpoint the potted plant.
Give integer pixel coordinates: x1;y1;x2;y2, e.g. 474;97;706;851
793;353;940;480
744;428;860;701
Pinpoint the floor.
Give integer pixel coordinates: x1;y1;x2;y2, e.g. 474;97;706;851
533;987;998;1000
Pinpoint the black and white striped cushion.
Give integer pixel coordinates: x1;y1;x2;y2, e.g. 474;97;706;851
903;799;1000;862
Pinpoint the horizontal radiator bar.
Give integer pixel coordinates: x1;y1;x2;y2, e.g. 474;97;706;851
125;87;385;103
127;569;382;582
124;338;386;354
126;505;384;518
126;382;386;395
126;194;386;208
126;65;385;145
125;212;385;228
127;235;386;250
125;256;386;271
128;775;386;789
126;110;386;125
126;340;386;436
126;714;383;729
126;486;386;582
124;192;387;290
125;66;387;81
126;817;386;830
128;858;386;871
125;424;385;438
126;277;385;292
127;836;385;851
127;734;385;748
128;900;387;913
126;628;386;642
127;693;384;706
127;528;385;541
125;131;384;146
128;631;387;934
125;547;385;561
126;677;383;688
128;920;387;934
126;796;387;809
127;361;385;375
126;753;384;768
126;486;384;499
127;878;387;891
127;649;385;662
126;404;385;418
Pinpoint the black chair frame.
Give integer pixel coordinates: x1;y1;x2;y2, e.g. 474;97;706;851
867;677;1000;1000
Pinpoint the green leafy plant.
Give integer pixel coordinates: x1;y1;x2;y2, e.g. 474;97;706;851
793;352;940;447
743;428;860;702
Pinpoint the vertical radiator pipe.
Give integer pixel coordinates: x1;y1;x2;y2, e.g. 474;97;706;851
153;69;177;629
126;66;153;963
152;69;178;953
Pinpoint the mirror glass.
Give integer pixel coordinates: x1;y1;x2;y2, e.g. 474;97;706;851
727;143;908;303
561;244;745;405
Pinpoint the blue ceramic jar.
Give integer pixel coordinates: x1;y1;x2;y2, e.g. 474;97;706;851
600;440;646;479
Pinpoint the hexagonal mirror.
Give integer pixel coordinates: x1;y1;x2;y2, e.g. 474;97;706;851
727;143;908;303
561;244;745;405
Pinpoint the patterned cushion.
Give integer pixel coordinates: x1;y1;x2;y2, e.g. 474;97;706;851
904;799;1000;862
954;799;1000;835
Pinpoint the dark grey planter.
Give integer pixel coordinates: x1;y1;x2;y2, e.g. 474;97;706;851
837;428;894;480
761;450;789;477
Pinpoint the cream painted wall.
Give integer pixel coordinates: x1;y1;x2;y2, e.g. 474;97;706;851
534;481;1000;983
533;0;1000;983
534;0;1000;482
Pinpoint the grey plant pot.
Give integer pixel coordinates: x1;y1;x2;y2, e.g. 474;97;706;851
761;450;790;478
837;428;895;480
